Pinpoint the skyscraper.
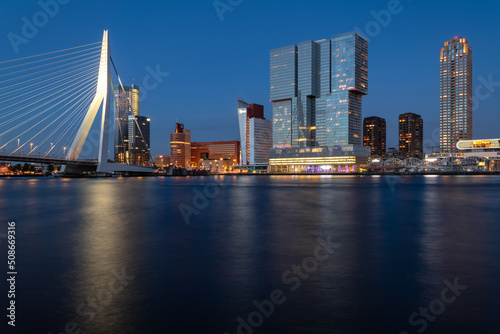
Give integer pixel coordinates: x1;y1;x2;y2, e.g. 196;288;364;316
249;117;273;165
269;32;370;173
128;115;151;166
363;116;386;157
237;99;273;165
399;113;423;159
114;84;140;163
440;37;473;153
170;123;191;167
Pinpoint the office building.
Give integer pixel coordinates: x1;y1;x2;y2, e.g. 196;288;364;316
114;84;140;163
154;155;171;168
363;116;386;157
399;113;423;159
440;37;473;152
269;32;370;173
237;99;273;165
127;115;151;166
170;123;191;167
424;139;500;172
249;117;273;164
199;159;233;173
385;147;399;159
191;141;240;167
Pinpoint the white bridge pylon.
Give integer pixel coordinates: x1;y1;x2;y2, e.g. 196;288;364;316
64;30;111;173
63;30;153;174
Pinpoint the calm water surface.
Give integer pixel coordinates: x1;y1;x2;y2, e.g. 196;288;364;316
0;175;499;334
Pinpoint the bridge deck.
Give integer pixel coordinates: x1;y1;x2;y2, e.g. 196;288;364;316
0;154;97;166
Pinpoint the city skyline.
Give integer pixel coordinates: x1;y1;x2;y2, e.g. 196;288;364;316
1;0;499;157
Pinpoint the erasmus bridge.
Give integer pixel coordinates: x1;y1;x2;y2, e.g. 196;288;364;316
0;30;155;175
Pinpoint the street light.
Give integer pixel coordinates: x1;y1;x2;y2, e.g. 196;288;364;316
63;147;66;159
30;143;33;156
17;139;20;155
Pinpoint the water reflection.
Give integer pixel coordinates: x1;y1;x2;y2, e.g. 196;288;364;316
1;176;499;334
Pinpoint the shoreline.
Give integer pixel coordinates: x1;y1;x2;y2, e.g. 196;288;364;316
1;171;500;179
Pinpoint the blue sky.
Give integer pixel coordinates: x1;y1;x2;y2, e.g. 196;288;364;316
1;0;499;156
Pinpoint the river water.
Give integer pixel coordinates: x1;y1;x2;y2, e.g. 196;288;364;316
1;175;499;334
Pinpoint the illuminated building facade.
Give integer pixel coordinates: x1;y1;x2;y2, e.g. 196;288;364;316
363;116;386;157
269;146;370;173
128;115;151;166
0;163;10;175
199;159;233;173
269;31;370;172
191;141;240;167
440;37;473;152
249;117;273;164
114;84;140;163
170;123;191;167
426;139;500;172
237;99;272;165
154;155;171;168
399;113;423;159
457;139;500;151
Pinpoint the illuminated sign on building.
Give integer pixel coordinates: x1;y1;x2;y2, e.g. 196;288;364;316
457;139;500;150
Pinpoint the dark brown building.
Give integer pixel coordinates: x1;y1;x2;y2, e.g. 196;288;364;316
363;116;386;157
399;113;423;159
247;103;264;120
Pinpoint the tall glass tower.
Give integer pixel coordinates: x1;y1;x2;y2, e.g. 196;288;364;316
236;99;272;165
269;32;370;173
270;32;368;149
440;37;473;153
114;84;140;163
128;115;151;166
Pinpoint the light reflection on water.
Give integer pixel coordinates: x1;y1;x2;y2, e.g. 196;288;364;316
0;176;499;333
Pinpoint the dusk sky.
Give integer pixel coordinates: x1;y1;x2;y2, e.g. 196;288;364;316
1;0;499;156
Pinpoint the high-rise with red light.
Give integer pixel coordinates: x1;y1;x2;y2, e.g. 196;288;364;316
237;99;272;165
440;37;473;152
